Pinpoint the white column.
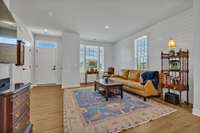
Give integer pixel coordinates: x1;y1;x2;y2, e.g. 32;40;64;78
192;0;200;117
61;32;80;88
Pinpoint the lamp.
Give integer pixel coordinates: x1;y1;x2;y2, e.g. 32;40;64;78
168;38;176;49
168;38;176;56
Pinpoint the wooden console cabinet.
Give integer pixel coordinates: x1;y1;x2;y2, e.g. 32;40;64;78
0;83;32;133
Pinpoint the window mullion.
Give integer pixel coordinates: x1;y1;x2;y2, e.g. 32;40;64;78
84;46;86;72
98;48;100;71
135;36;148;70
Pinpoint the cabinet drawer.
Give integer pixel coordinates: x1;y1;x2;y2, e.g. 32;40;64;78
13;110;30;133
13;100;30;123
12;90;30;110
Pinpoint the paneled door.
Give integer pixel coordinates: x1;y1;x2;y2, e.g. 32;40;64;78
35;41;57;84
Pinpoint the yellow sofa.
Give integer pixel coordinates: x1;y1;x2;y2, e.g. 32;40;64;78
110;69;160;101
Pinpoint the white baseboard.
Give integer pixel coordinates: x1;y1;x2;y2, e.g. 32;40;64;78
31;84;37;88
62;84;80;89
192;108;200;117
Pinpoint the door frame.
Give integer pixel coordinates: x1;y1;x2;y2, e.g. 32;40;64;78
33;35;62;85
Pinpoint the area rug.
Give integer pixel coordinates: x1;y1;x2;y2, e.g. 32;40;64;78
64;87;176;133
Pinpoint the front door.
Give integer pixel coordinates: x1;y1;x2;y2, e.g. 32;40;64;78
35;41;57;84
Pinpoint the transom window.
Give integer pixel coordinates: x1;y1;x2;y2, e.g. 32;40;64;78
0;36;17;45
36;41;57;49
134;36;148;70
80;45;104;73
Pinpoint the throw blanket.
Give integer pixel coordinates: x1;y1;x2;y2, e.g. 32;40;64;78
141;71;159;89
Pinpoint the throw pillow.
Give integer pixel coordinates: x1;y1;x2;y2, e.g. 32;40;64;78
128;70;141;82
120;69;129;79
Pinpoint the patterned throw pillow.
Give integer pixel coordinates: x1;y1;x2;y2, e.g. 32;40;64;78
128;70;141;82
120;69;129;79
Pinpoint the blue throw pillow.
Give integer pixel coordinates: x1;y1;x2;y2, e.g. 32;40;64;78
141;71;159;89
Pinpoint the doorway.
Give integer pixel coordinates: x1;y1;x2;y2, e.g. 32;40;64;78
35;40;57;84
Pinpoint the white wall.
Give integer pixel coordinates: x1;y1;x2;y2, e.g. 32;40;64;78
113;9;193;103
80;40;113;83
0;1;12;80
10;3;34;84
12;19;34;84
62;32;80;88
0;64;10;79
192;0;200;117
34;35;63;84
0;0;34;84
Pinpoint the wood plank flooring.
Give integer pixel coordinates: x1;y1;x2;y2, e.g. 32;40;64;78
30;85;200;133
30;85;63;133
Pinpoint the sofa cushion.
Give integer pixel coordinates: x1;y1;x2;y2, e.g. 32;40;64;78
110;77;129;85
128;70;141;82
127;80;144;90
120;69;129;79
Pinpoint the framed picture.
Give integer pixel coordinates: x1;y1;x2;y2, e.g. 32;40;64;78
169;60;180;70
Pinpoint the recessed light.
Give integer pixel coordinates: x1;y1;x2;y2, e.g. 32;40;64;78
44;28;48;33
105;25;109;30
48;11;53;17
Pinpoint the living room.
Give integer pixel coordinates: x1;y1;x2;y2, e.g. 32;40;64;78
0;0;200;133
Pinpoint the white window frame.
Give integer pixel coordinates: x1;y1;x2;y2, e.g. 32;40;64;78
134;35;148;70
80;44;104;73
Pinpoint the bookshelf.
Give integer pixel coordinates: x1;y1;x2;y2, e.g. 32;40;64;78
161;49;189;104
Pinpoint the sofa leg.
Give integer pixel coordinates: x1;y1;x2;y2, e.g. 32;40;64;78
144;97;147;101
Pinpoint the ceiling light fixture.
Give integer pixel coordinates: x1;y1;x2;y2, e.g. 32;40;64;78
105;25;109;30
44;28;48;33
48;11;53;17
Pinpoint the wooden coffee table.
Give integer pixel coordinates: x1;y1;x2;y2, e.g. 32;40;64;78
94;79;123;101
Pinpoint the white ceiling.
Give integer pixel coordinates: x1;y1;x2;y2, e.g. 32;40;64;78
11;0;192;43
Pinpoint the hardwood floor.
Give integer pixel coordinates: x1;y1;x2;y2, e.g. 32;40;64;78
124;102;200;133
30;85;63;133
30;85;200;133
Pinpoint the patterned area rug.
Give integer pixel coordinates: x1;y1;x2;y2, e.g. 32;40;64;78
64;87;176;133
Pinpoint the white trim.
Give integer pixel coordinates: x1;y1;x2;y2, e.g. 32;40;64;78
32;83;59;87
31;84;37;88
192;108;200;117
134;35;148;70
62;84;80;89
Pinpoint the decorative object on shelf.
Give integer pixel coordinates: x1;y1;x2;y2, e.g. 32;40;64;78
161;49;189;104
169;60;180;70
165;92;180;105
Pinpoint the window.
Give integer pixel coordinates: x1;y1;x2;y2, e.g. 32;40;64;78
80;45;104;73
134;36;148;70
0;36;17;45
36;41;57;48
